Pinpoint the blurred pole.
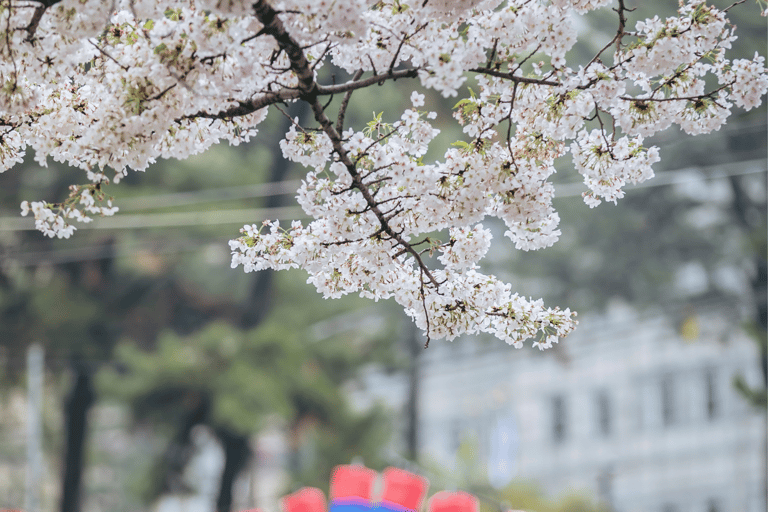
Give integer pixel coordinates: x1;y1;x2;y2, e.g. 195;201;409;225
215;427;251;512
60;361;94;512
405;320;420;461
25;343;44;512
250;437;259;510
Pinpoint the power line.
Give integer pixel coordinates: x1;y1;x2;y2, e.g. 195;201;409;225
0;205;306;232
0;161;764;266
0;161;764;233
117;179;302;211
2;235;232;266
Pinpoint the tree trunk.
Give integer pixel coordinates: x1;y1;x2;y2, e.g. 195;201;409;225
215;427;252;512
159;391;210;495
60;362;95;512
728;174;767;388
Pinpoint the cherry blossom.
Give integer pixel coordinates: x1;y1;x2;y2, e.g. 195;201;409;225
1;0;766;348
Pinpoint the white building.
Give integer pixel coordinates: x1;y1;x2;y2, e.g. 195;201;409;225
350;301;767;512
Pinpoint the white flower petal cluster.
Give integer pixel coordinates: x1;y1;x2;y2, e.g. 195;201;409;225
729;54;768;111
0;0;765;347
571;130;660;207
19;183;119;239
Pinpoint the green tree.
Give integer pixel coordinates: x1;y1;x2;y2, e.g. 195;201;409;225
97;287;396;510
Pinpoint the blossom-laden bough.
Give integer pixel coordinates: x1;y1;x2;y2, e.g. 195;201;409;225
2;0;766;348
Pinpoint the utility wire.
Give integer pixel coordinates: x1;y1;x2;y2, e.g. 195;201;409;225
117;179;302;211
2;235;232;266
0;162;765;266
0;205;306;232
0;160;763;233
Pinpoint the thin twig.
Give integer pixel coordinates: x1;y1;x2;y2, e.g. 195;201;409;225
336;69;363;134
723;0;746;12
88;40;130;71
309;94;440;289
614;0;631;53
250;0;442;290
421;267;431;348
470;67;560;87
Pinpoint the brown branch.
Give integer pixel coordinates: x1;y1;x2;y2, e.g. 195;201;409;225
648;62;696;98
354;126;401;165
723;0;746;12
387;22;428;74
317;67;419;95
253;0;317;96
583;0;633;69
249;0;441;290
509;44;541;77
470;67;560;86
614;0;631;53
181;90;301;121
24;3;46;42
311;39;335;73
149;83;176;102
320;229;384;247
420;268;430;348
307;94;440;289
181;68;419;122
485;38;499;69
336;69;363;134
182;1;420;123
360;173;392;187
505;81;519;160
593;104;616;159
89;40;129;71
619;81;733;104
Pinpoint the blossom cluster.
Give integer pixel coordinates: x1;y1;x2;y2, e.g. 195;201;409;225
19;184;119;238
1;0;766;347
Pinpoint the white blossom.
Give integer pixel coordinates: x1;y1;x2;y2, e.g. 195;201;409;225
0;0;765;348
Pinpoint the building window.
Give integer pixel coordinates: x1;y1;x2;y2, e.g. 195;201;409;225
705;369;718;420
596;391;611;437
661;375;675;427
552;395;566;443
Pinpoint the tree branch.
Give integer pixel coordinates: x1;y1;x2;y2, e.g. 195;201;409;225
26;0;61;6
89;40;129;71
252;0;317;97
179;1;421;123
317;67;419;95
336;69;363;134
620;82;733;104
308;94;440;289
614;0;631;53
470;67;560;86
180;90;301;121
24;3;47;42
182;68;419;122
250;0;440;289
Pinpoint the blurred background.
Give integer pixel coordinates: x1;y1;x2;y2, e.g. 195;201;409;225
0;2;765;512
